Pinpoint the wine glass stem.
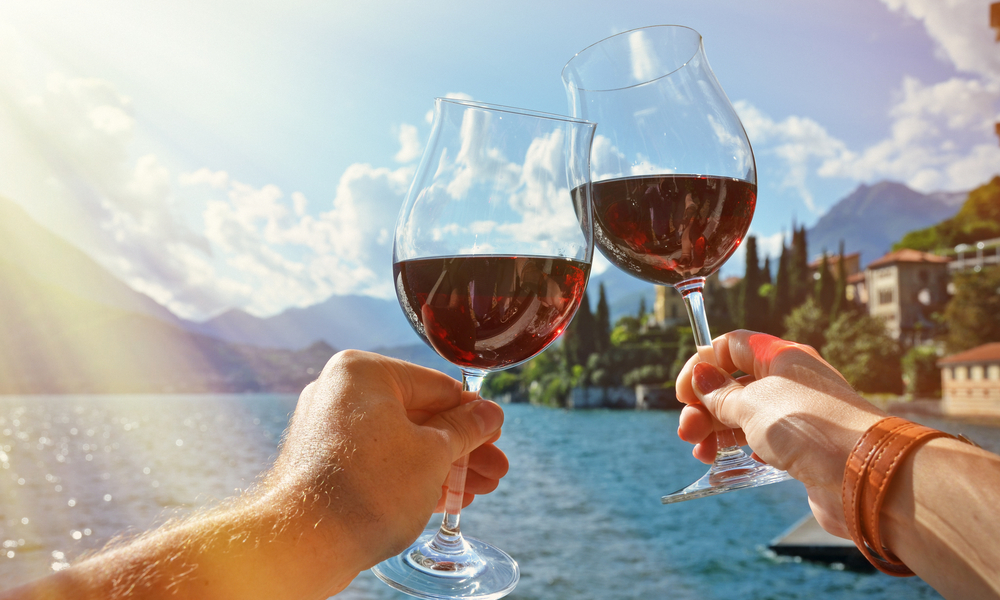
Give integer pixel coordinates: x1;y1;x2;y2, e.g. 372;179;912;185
676;278;739;451
430;372;484;551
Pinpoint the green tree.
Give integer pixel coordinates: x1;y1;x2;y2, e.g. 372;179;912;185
895;176;1000;252
595;283;612;354
822;312;903;394
816;251;836;317
789;224;812;307
944;266;1000;352
740;236;769;332
902;345;942;398
832;240;848;319
771;242;793;335
705;274;736;334
783;297;829;351
669;327;695;380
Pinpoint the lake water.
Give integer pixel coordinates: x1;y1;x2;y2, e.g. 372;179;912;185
1;394;984;599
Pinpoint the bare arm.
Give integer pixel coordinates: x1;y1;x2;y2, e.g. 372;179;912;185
675;330;1000;600
0;350;508;600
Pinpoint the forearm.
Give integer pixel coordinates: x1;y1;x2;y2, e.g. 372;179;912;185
883;438;1000;600
0;492;362;600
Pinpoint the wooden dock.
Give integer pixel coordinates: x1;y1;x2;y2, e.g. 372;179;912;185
768;513;874;572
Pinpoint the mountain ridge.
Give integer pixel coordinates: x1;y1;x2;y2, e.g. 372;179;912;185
806;181;965;266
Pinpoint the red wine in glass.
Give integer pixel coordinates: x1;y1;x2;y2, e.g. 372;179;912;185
373;98;596;599
590;175;756;286
395;255;590;371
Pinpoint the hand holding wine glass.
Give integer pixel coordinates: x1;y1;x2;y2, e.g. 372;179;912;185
373;98;596;599
562;25;792;503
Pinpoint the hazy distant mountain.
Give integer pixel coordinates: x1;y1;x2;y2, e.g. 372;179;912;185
0;258;334;393
807;181;965;267
0;197;183;326
189;295;415;351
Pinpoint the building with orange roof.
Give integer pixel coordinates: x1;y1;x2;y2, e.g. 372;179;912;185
864;249;951;343
939;343;1000;417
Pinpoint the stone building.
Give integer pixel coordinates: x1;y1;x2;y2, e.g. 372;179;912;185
939;343;1000;418
864;249;951;343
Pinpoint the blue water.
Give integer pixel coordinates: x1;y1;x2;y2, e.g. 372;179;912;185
0;395;950;598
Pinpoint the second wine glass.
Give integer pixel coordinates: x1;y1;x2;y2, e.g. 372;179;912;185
562;25;792;503
372;98;596;599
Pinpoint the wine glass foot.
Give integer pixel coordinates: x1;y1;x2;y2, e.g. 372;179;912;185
661;449;793;504
371;530;519;600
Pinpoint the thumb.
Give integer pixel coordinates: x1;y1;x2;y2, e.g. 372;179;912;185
691;362;748;430
423;399;504;461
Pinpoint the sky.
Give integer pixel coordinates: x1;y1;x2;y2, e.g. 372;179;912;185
0;0;997;321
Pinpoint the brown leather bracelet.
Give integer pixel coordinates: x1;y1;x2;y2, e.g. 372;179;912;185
842;416;970;576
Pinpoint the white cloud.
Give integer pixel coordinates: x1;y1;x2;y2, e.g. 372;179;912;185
816;76;1000;192
880;0;1000;82
424;92;474;125
734;100;847;213
2;71;417;319
179;168;229;189
394;123;421;163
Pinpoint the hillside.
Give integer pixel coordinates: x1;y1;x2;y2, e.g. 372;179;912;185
0;197;184;326
807;181;965;267
895;176;1000;251
0;258;334;394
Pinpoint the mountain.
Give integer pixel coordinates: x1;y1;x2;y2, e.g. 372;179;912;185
189;294;416;351
0;258;334;393
807;181;965;267
0;197;184;326
895;176;1000;252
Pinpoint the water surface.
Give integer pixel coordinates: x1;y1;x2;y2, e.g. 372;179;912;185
0;395;962;599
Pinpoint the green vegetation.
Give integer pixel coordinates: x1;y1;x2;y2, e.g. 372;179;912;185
895;176;1000;252
491;175;1000;406
943;265;1000;353
902;345;942;398
483;281;680;406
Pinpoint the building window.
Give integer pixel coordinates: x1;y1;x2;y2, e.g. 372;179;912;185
989;365;1000;381
972;366;984;381
878;289;894;305
957;366;968;380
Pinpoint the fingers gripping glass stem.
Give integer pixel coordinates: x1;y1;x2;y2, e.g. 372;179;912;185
661;279;792;504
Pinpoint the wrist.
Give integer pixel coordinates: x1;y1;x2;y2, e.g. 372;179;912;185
841;418;975;576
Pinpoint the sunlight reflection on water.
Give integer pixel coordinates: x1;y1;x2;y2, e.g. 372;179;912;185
0;396;960;599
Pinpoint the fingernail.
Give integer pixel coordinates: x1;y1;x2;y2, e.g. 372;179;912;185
692;362;727;394
471;400;503;434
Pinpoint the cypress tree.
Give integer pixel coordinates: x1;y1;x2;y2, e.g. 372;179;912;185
760;254;775;334
575;288;598;361
595;282;611;354
816;250;836;317
740;236;769;332
789;225;811;307
832;240;847;318
772;241;792;335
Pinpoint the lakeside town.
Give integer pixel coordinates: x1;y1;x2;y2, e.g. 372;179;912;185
486;176;1000;423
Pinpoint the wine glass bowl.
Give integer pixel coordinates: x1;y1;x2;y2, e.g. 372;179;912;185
562;25;791;503
373;98;596;599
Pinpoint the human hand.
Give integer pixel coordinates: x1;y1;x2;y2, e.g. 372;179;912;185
261;350;508;586
674;330;885;538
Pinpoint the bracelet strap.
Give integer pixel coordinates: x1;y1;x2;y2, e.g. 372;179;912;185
842;416;968;576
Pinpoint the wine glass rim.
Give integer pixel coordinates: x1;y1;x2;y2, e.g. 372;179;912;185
435;97;595;126
561;24;703;92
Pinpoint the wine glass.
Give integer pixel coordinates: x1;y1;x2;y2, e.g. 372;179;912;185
371;98;596;599
561;25;792;503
